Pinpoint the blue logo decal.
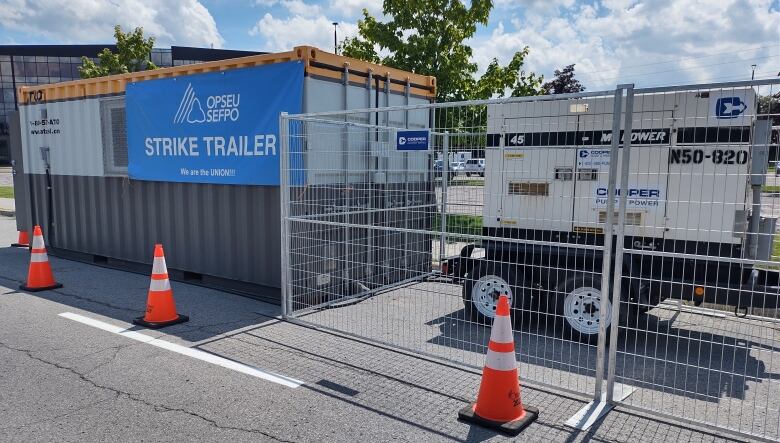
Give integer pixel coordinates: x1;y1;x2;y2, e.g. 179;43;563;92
715;97;747;119
126;62;304;185
579;149;589;158
397;130;429;150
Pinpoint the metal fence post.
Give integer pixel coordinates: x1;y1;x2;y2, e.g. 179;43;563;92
440;131;450;264
279;112;291;318
606;85;634;403
593;85;625;401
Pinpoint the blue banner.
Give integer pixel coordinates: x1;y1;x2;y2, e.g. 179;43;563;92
396;130;430;151
126;62;304;185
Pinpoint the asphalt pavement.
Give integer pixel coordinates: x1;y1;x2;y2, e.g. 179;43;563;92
0;214;748;442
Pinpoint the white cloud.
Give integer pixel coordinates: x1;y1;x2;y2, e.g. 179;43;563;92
0;0;224;48
281;0;322;17
472;0;780;89
328;0;383;17
249;13;358;52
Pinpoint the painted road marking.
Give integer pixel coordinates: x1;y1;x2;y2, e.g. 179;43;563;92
59;312;304;388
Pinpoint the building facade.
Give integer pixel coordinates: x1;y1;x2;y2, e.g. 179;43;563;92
0;45;261;164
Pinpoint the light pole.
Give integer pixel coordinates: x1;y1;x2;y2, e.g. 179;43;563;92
751;64;756;80
332;22;338;54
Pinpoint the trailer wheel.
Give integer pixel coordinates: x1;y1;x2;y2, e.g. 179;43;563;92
627;280;654;314
555;274;612;344
463;262;529;325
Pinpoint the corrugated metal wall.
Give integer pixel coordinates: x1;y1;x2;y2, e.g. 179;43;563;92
28;175;282;288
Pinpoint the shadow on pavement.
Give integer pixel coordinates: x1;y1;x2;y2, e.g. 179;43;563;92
427;306;780;403
0;244;278;343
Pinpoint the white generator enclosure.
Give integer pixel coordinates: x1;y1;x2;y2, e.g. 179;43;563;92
484;88;762;251
445;85;780;329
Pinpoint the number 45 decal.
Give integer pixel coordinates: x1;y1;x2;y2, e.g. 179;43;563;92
507;134;525;146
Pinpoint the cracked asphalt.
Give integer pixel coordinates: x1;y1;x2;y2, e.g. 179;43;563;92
0;215;749;442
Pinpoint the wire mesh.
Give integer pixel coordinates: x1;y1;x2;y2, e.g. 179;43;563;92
280;79;780;440
608;82;780;441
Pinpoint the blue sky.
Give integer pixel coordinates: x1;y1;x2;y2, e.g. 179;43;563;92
1;0;779;90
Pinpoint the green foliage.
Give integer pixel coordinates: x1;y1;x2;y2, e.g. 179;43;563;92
471;48;543;100
433;213;483;241
341;0;542;102
541;64;585;94
79;25;158;79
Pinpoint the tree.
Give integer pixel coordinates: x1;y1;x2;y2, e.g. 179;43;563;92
541;64;585;94
79;25;158;79
341;0;542;102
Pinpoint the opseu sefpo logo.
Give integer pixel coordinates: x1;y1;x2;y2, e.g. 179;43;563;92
173;83;241;124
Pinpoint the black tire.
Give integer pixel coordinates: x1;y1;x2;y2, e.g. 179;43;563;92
553;274;611;344
462;261;530;325
626;279;654;314
466;172;471;177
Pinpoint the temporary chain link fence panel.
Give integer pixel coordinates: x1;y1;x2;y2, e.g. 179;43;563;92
280;79;780;440
605;80;780;442
280;89;626;399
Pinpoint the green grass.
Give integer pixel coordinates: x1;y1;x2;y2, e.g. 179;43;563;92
763;185;780;193
448;179;485;187
0;186;13;199
433;214;483;242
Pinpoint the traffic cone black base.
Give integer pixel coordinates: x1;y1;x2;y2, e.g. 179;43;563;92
458;402;538;436
11;230;30;248
20;282;63;292
133;314;189;329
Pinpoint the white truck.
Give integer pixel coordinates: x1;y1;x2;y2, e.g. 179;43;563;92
444;88;780;341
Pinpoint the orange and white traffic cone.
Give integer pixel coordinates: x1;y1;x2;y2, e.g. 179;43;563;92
133;244;188;328
458;294;538;436
11;229;30;248
20;226;62;292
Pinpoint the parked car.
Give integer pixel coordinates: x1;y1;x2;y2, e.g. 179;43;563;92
463;158;485;176
451;162;466;176
434;160;456;180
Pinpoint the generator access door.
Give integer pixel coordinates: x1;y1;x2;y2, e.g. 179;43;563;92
573;95;673;242
490;100;579;233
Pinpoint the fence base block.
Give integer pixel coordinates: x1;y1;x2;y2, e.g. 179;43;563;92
565;383;636;430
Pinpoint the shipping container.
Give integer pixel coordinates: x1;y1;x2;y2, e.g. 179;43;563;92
11;46;436;304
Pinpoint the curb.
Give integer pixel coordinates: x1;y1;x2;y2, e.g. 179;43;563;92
0;208;14;217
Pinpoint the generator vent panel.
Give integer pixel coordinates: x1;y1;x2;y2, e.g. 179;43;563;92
508;182;549;196
577;168;599;181
555;167;574;180
599;211;642;226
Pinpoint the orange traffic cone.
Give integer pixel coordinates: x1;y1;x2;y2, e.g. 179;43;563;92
11;229;30;248
458;294;538;436
20;226;62;292
133;244;188;328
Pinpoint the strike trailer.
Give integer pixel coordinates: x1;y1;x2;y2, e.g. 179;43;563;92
446;86;780;341
10;47;435;303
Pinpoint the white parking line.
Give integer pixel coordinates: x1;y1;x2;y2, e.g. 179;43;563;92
58;312;304;388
